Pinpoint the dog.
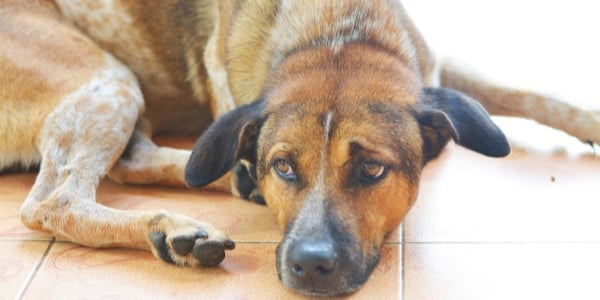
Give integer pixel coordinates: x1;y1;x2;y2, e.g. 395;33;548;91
2;0;599;296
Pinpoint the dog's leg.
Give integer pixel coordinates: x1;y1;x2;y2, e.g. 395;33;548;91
438;60;600;145
106;117;191;187
107;118;231;192
18;52;233;267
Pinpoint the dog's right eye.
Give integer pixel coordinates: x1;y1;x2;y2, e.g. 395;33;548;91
273;159;297;181
356;161;388;185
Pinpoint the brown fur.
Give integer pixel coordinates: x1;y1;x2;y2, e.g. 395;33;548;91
258;43;423;237
1;0;598;296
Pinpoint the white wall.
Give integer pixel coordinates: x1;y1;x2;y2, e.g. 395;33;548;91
402;0;600;154
403;0;600;110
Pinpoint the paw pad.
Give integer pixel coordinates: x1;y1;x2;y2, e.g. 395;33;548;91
172;231;208;255
194;240;226;267
149;230;235;267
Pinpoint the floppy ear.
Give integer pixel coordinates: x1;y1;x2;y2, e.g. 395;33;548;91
416;87;510;164
185;100;265;187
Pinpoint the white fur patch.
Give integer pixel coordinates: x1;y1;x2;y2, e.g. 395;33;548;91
39;52;143;170
323;111;334;141
203;24;236;117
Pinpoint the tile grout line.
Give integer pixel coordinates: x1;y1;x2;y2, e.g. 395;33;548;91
401;224;406;300
403;241;600;245
0;238;55;243
15;238;56;300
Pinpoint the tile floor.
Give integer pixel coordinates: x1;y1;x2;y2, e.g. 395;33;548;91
1;130;599;299
2;2;600;299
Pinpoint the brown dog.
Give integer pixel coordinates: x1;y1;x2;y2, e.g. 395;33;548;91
1;0;598;296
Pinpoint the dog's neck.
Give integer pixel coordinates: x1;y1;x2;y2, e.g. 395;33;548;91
266;0;421;77
224;0;426;106
263;42;422;109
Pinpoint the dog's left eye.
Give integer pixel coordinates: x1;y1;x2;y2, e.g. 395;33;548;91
273;159;297;181
359;161;386;182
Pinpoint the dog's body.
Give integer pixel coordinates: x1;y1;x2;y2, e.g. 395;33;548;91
2;0;599;296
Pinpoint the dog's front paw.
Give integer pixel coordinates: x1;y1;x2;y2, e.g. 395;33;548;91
147;212;235;267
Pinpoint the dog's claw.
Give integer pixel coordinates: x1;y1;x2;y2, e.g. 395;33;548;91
224;238;236;250
193;240;226;267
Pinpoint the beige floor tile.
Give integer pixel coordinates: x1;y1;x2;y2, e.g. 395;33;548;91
404;242;600;300
23;242;401;299
0;241;50;300
153;136;196;150
0;173;53;241
96;180;281;243
405;143;600;243
385;226;402;244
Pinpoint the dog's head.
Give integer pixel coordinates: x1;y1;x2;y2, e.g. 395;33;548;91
186;45;509;296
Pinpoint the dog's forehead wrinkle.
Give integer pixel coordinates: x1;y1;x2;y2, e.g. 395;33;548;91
365;101;409;125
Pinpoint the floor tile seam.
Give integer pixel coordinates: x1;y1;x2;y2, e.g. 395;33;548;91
45;240;405;245
383;241;404;245
16;238;56;300
401;223;406;300
403;241;600;245
0;238;54;242
226;241;281;245
47;240;282;246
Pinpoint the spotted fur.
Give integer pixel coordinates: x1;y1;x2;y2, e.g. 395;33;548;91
1;0;598;297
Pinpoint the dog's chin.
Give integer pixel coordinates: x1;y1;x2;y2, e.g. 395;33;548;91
275;242;381;296
287;284;363;297
278;270;365;297
283;280;365;297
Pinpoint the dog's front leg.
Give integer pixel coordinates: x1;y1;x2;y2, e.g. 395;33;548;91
19;54;234;267
106;118;232;193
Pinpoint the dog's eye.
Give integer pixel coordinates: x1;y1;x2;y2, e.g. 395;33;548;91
273;159;297;181
359;161;386;182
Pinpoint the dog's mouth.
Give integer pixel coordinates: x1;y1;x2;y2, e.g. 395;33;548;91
275;237;380;296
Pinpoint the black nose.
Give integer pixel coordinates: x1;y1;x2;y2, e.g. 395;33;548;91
288;240;337;278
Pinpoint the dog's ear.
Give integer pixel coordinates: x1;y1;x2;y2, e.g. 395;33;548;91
185;100;265;188
416;87;510;164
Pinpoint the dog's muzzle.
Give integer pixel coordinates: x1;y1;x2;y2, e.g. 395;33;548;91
276;235;380;296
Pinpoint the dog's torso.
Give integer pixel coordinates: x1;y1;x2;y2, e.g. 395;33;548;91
52;0;436;134
53;0;216;134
